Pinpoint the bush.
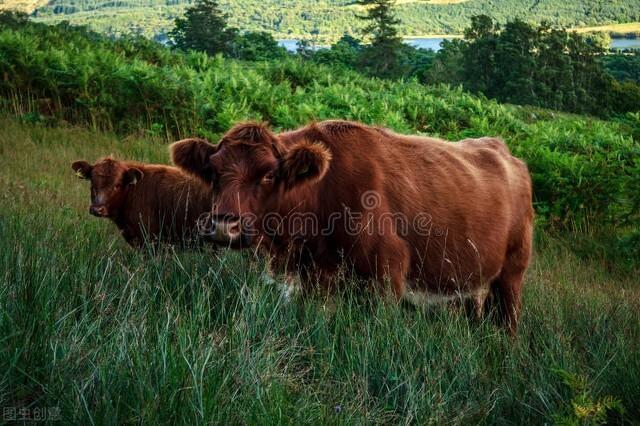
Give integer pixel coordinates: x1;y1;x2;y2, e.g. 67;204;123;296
230;31;288;61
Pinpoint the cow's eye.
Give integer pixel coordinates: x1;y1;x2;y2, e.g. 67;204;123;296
261;171;275;185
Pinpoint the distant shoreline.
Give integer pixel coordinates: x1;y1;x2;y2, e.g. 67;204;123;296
403;22;640;40
279;35;640;53
402;34;463;39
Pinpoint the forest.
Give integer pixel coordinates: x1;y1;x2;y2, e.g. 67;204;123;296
0;9;639;424
305;16;640;116
28;0;640;41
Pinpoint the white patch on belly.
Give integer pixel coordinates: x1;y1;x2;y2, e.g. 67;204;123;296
403;285;489;308
403;290;463;306
261;268;300;303
280;281;297;302
261;270;276;286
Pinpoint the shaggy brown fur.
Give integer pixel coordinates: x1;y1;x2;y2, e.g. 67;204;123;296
171;121;534;334
72;152;213;247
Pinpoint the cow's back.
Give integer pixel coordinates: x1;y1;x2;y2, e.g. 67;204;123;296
379;132;530;290
284;122;532;292
273;121;532;333
118;163;212;245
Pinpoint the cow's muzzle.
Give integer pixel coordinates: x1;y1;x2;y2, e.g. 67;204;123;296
89;205;108;217
197;213;247;247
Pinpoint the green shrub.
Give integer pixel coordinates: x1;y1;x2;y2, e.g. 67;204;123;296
552;369;625;425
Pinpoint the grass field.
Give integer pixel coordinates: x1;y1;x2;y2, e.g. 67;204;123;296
1;117;638;423
0;0;47;13
573;22;640;35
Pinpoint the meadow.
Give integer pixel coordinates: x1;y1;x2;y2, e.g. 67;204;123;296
1;17;639;424
1;117;639;424
574;22;640;38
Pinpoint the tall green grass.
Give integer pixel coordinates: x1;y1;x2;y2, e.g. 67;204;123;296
1;118;638;423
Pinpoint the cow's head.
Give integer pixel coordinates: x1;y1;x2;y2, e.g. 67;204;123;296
71;157;143;218
170;123;331;247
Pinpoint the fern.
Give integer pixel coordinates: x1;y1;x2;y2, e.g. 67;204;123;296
552;368;625;425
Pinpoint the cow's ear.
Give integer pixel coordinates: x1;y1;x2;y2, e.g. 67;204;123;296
280;140;332;190
124;167;143;186
71;160;92;179
170;138;217;183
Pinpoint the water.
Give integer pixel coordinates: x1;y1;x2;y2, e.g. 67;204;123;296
278;39;299;51
278;37;640;53
403;38;453;51
277;38;452;52
277;39;327;51
610;38;640;50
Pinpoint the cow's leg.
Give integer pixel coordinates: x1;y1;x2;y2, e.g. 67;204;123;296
259;256;302;302
493;228;532;336
473;285;490;319
373;236;411;300
493;272;525;336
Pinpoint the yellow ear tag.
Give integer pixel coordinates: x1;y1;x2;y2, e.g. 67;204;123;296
75;170;85;179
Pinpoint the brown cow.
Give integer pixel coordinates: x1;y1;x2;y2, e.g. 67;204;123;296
71;150;213;247
170;121;534;334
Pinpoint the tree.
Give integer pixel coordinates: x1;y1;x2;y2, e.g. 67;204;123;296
603;52;640;84
423;39;465;85
357;0;405;78
312;34;363;68
447;16;628;116
493;19;538;105
169;0;236;56
462;15;498;96
0;11;28;28
463;14;495;41
295;39;314;60
230;31;287;61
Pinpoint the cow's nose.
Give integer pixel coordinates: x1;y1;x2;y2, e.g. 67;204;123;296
225;219;242;240
207;216;242;244
89;205;107;217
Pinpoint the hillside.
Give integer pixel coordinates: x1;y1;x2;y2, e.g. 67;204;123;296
17;0;640;41
0;0;46;13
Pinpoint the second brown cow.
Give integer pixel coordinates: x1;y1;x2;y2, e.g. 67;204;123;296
171;121;534;334
72;145;213;247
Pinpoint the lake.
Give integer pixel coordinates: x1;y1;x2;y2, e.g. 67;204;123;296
278;37;640;52
609;38;640;50
277;39;327;51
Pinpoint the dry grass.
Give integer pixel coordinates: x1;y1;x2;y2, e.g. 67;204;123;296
0;0;48;13
572;22;640;34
